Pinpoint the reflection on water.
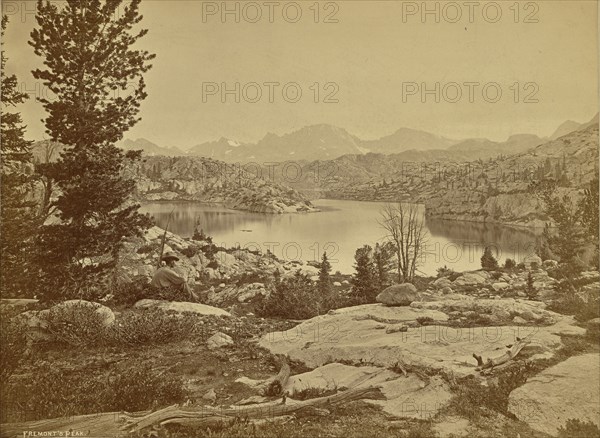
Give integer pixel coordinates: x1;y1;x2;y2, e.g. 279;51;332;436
140;200;541;276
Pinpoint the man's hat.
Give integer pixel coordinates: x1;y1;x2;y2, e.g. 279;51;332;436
161;251;179;262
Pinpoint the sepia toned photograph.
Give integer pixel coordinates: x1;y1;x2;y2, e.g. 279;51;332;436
0;1;599;437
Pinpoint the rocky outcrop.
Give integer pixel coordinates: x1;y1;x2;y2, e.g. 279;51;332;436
133;299;231;317
508;353;600;436
128;156;317;214
283;363;453;419
259;301;584;377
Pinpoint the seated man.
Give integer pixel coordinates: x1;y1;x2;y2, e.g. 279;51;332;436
151;252;196;300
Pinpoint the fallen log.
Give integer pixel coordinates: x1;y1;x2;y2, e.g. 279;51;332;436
473;335;533;373
120;386;385;433
256;357;291;396
0;387;384;437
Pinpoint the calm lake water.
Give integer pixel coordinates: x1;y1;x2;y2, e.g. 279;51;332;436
140;199;541;276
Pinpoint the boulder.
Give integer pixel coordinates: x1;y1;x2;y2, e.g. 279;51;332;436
376;284;418;306
134;299;231;317
508;353;600;436
333;281;342;287
492;282;509;291
214;251;237;269
440;286;454;295
236;283;268;303
433;277;453;289
207;331;234;349
202;388;217;402
452;271;488;286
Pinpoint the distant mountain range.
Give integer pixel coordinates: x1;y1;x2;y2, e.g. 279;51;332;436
278;114;599;227
117;114;598;163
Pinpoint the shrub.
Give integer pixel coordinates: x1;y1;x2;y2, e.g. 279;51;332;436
516;262;526;270
42;303;109;347
548;290;600;322
0;316;28;382
256;272;343;319
291;386;342;400
110;308;201;346
491;271;503;280
481;247;499;270
40;305;202;348
192;228;212;243
504;258;516;270
181;245;200;258
1;363;186;422
450;361;535;419
416;316;434;326
111;366;186;411
136;243;157;254
557;419;600;438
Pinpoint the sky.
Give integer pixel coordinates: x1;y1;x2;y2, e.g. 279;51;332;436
2;0;599;148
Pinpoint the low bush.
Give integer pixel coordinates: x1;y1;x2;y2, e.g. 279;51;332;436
42;303;109;347
0;315;28;381
450;361;535;419
1;363;186;422
256;272;345;319
291;386;343;400
416;316;434;326
557;419;600;438
180;245;200;258
548;290;600;322
504;258;516;270
39;305;202;348
111;308;201;346
136;243;157;254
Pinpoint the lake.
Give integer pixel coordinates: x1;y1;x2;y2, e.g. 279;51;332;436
140;199;541;276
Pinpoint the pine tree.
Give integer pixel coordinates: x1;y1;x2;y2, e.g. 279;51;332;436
373;242;394;291
317;252;332;295
0;15;38;297
29;0;155;299
481;246;499;270
350;245;377;304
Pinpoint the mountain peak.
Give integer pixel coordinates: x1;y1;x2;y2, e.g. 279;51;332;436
550;120;582;140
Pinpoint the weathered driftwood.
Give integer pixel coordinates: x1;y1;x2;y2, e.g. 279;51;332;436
473;335;532;373
256;359;291;396
120;386;385;433
0;387;384;437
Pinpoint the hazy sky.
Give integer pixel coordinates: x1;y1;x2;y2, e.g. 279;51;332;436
2;0;598;148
